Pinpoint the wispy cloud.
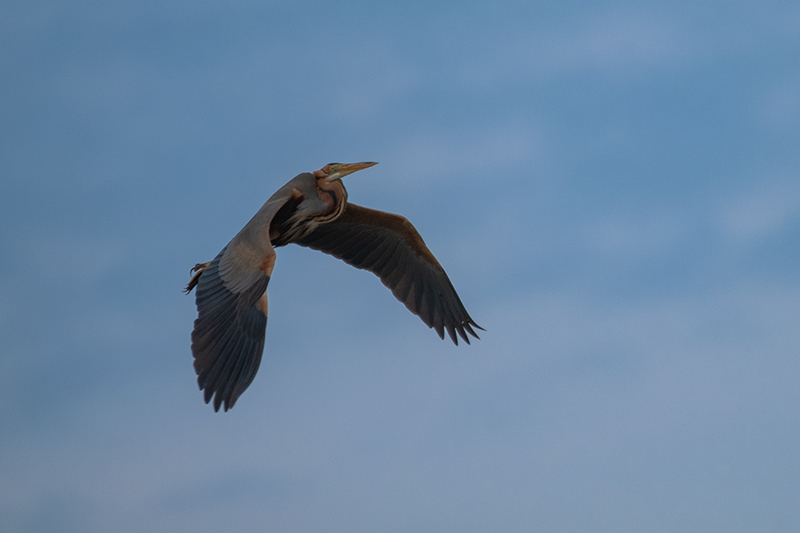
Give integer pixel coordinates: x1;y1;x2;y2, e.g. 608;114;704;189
22;236;128;284
456;9;691;88
387;122;546;187
521;11;689;74
715;176;800;242
759;78;800;128
583;210;689;260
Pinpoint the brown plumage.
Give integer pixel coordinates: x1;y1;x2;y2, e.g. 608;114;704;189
186;162;482;411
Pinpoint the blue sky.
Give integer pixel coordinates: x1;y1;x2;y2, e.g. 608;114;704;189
2;1;799;531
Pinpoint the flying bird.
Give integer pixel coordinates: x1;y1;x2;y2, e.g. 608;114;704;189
186;162;482;411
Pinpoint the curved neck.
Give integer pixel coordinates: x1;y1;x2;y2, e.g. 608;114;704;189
272;178;348;247
316;178;348;214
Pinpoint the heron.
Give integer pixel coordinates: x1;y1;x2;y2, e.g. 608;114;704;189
186;162;482;411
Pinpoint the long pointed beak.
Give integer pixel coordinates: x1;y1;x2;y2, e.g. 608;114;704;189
326;161;378;180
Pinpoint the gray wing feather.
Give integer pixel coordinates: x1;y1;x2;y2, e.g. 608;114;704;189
189;179;303;411
192;248;269;411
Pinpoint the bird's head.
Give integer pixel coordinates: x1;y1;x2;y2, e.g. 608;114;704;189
313;161;378;183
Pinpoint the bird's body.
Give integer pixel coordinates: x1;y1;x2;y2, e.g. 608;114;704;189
187;162;481;411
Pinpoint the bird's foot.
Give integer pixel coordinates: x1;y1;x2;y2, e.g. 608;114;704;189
184;262;211;293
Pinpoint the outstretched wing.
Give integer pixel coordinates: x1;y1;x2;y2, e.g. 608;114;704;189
295;203;482;344
191;249;270;411
189;183;302;411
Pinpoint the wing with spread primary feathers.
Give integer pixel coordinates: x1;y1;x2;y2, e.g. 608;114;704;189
189;183;301;411
295;202;482;344
191;250;269;411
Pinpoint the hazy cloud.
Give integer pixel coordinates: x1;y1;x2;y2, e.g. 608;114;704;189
716;177;800;242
